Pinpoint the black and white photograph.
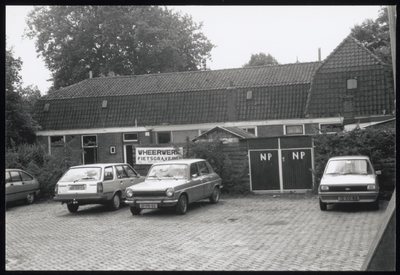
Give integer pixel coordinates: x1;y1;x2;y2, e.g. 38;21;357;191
5;5;396;271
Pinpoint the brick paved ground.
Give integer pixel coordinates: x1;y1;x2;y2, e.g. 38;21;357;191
6;194;388;271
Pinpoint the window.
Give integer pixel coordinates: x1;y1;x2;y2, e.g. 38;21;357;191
198;162;210;175
51;136;64;147
123;133;138;142
241;127;256;135
102;100;107;108
286;125;303;135
157;132;171;144
104;167;114;181
20;172;33;181
44;103;50;112
10;171;21;182
321;124;343;134
82;135;97;147
190;164;199;177
347;79;357;90
123;165;138;177
116;166;128;178
5;172;11;183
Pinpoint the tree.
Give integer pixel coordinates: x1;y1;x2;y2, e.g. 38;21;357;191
350;7;391;65
243;52;279;67
6;44;39;148
25;6;215;90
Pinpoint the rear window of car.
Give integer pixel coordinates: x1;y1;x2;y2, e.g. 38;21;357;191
325;159;373;175
59;167;102;182
20;172;34;181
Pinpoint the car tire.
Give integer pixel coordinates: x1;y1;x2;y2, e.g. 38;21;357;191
319;198;327;211
175;194;188;215
26;193;36;204
130;207;141;215
67;203;79;213
109;193;121;211
371;199;379;210
209;186;220;204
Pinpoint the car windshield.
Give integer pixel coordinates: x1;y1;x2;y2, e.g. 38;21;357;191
59;167;102;182
147;164;188;179
325;159;373;175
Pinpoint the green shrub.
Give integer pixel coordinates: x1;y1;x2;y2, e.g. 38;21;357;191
312;127;395;193
188;140;250;195
5;140;81;199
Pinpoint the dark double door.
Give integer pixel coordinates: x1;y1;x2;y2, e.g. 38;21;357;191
248;136;313;191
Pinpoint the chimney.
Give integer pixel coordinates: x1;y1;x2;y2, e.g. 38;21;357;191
318;48;321;62
226;82;237;122
89;71;93;79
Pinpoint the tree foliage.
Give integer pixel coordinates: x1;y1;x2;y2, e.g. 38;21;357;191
6;44;39;148
25;6;215;90
350;7;392;64
243;52;279;67
312;127;395;193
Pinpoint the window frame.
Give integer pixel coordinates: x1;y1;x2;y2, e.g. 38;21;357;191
285;125;304;135
157;132;172;144
123;133;138;142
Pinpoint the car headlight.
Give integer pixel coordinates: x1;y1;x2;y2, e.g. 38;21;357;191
320;185;329;191
367;184;376;190
166;188;174;197
126;188;133;198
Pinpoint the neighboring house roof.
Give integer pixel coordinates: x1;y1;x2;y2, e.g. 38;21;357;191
304;35;394;118
34;62;320;130
193;126;257;141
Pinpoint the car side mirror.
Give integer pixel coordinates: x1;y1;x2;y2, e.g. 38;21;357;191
192;174;198;178
375;170;382;175
137;174;141;178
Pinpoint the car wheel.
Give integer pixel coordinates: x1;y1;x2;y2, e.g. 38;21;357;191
209;186;220;204
176;194;188;215
109;193;121;211
130;207;141;215
67;203;79;213
371;199;379;210
26;193;36;204
319;198;327;211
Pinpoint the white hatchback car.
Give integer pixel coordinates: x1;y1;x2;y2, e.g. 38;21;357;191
318;156;381;211
54;163;145;213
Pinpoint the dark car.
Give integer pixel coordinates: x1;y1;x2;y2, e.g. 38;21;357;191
125;159;223;215
6;169;40;205
54;163;145;213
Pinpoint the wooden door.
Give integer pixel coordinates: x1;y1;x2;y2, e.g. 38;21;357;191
249;150;280;190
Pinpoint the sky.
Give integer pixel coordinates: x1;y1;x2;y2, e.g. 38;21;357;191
6;5;383;94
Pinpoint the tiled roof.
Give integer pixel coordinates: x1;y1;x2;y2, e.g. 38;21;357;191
34;63;320;130
193;126;257;141
42;62;320;100
304;35;394;118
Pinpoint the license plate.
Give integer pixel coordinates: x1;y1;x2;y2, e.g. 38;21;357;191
140;204;158;209
69;185;86;190
338;196;359;201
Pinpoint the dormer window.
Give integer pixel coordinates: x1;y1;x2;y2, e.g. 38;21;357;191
347;78;357;90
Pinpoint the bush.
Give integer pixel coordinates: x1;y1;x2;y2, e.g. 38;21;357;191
188;140;250;195
312;127;395;193
5;140;82;199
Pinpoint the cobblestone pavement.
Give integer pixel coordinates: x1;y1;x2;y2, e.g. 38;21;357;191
6;194;388;271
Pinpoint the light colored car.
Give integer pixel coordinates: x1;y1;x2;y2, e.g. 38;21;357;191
5;169;40;204
54;163;145;213
125;159;223;215
318;155;381;211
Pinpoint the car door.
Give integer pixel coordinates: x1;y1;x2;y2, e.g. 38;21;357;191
115;165;134;198
5;171;15;203
189;163;204;202
9;171;26;201
120;164;143;198
197;161;214;198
